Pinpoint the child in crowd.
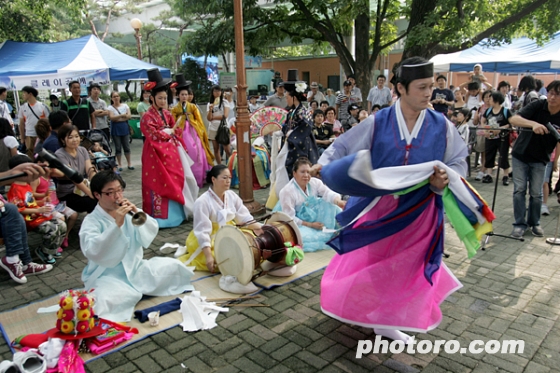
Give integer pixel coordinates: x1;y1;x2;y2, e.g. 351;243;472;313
469;64;492;89
358;109;369;122
311;109;334;156
31;169;78;249
480;91;512;185
455;107;471;147
473;90;492;181
88;142;109;159
248;96;260;113
371;104;381;114
8;155;67;264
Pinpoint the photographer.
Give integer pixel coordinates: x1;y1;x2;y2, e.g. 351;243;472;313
509;81;560;238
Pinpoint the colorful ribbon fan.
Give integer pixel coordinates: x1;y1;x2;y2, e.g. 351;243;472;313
250;107;288;137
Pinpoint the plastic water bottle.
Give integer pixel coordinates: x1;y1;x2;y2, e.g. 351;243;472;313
48;179;56;193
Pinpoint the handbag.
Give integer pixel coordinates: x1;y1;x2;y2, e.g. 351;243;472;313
216;117;230;145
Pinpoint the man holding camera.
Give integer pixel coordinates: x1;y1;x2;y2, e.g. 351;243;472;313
509;81;560;238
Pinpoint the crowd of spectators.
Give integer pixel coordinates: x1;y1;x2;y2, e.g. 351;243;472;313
0;79;139;282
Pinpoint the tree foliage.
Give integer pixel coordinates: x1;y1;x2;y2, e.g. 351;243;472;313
0;0;86;42
172;0;560;94
179;58;213;103
401;0;560;60
85;0;147;41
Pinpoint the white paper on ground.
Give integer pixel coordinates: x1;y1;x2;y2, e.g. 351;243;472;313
37;305;59;313
179;291;229;332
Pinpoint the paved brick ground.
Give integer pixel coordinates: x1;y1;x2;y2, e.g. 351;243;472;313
1;140;559;372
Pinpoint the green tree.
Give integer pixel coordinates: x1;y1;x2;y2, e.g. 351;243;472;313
0;0;86;42
179;58;213;104
401;0;560;61
172;0;560;95
85;0;147;41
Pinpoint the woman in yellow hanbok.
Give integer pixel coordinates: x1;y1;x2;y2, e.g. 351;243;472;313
171;74;214;187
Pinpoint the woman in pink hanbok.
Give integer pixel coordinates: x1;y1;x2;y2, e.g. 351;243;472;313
170;74;213;187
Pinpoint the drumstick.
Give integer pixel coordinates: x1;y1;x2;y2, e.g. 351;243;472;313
207;295;261;302
214;258;230;267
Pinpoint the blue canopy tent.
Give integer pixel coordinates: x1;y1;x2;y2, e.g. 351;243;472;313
431;32;560;73
0;35;171;89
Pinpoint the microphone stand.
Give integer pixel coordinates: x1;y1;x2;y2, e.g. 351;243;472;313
470;123;560;249
469;126;527;249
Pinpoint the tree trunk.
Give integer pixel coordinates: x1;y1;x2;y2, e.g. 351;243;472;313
222;52;230;72
125;80;133;101
401;0;438;60
354;12;372;97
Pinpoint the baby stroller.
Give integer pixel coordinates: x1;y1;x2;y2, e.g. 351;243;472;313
79;129;118;171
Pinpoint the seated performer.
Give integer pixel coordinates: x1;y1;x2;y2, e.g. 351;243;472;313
316;57;471;343
274;157;345;252
79;170;194;322
178;165;263;272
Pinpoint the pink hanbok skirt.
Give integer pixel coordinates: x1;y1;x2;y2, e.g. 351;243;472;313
321;195;462;332
182;122;211;188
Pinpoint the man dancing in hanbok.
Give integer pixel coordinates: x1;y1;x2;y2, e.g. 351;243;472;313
315;57;493;343
80;171;194;322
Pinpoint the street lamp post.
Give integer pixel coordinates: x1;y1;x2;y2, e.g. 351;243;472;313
130;18;143;60
233;0;265;215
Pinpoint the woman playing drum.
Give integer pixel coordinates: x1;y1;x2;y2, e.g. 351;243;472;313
178;165;263;272
274;157;346;252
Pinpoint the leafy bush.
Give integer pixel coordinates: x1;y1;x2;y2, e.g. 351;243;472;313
179;58;213;104
128;101;139;115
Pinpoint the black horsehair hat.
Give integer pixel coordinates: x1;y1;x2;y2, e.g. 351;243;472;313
144;68;171;92
171;74;192;93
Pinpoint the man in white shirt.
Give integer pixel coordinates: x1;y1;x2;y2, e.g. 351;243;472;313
307;82;326;103
367;75;392;113
346;74;363;104
18;86;49;159
0;87;13;127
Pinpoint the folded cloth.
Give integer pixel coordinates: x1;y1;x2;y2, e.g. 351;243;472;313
180;292;229;332
133;298;183;323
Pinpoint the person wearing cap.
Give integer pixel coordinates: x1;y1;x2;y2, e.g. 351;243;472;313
317;57;470;344
18;86;50;159
263;81;287;109
335;80;358;124
170;74;214;187
271;71;283;91
61;81;95;131
248;95;260;113
140;69;198;228
87;83;110;141
49;94;61;113
341;103;360;132
307;82;325;104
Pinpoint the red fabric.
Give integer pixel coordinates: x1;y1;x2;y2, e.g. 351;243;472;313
140;106;186;218
13;334;49;349
7;183;51;229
